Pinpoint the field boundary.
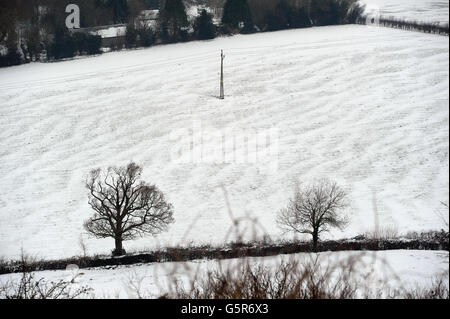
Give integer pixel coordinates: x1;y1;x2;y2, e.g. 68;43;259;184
1;231;448;275
357;15;449;36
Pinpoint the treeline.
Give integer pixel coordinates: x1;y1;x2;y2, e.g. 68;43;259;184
124;0;363;49
1;0;363;67
1;0;148;66
358;15;449;36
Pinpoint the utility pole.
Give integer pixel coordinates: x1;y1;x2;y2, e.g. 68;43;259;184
220;50;225;99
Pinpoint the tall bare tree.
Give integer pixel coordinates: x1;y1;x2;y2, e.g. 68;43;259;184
84;162;174;256
277;180;349;252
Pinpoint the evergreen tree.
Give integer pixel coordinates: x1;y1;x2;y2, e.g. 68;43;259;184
289;6;311;28
193;9;216;40
0;48;22;67
48;27;76;60
222;0;254;33
125;23;138;48
265;1;290;31
138;26;155;47
159;0;189;43
310;0;341;26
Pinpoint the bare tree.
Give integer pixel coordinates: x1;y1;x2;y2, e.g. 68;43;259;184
84;162;174;256
277;180;349;252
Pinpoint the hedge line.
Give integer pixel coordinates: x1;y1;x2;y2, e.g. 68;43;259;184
1;231;448;275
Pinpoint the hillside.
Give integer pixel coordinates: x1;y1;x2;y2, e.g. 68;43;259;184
0;25;448;260
360;0;449;24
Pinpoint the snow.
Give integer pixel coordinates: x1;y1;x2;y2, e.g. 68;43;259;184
93;26;126;39
0;25;448;260
186;4;222;24
360;0;449;24
0;250;447;298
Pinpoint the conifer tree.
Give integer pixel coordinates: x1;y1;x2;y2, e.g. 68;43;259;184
222;0;254;33
159;0;189;42
193;9;216;40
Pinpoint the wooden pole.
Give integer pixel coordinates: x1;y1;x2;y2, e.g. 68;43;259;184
220;50;225;99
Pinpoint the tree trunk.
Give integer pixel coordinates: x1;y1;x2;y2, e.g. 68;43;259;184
312;230;319;253
113;236;125;256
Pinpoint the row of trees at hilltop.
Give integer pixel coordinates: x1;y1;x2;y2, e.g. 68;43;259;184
1;0;152;66
125;0;363;47
1;0;363;67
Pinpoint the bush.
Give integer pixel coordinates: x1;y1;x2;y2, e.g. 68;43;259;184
193;9;216;40
0;272;92;299
165;257;449;299
0;251;92;299
166;259;359;299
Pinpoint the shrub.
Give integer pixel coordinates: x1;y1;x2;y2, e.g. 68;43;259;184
0;251;92;299
166;258;360;299
165;257;449;299
0;272;92;299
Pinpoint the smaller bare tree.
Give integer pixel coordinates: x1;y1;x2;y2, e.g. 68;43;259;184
84;162;175;256
277;180;349;252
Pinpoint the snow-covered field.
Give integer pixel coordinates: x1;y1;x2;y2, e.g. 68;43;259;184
0;250;447;298
360;0;449;24
0;24;448;260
